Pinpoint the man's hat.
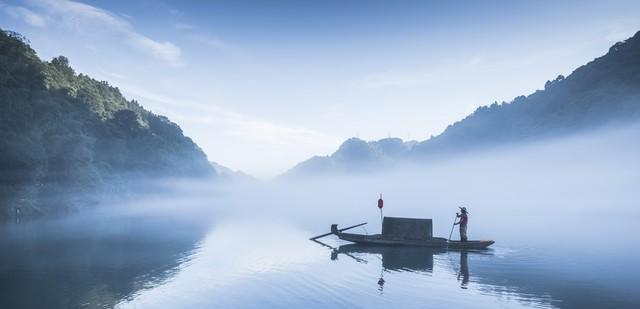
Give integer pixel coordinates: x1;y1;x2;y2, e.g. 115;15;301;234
459;206;468;213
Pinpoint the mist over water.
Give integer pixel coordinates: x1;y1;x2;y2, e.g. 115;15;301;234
2;124;639;309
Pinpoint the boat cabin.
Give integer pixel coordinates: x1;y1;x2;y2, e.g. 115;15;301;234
382;217;433;240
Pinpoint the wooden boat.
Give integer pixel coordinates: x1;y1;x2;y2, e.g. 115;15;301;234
315;217;494;250
333;225;494;249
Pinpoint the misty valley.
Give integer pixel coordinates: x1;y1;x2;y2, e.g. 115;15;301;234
2;123;639;308
2;3;640;309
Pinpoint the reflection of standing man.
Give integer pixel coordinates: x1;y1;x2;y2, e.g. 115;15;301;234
377;269;385;295
454;207;468;242
457;251;469;289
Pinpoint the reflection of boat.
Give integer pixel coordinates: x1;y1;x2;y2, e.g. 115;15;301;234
324;242;448;295
314;238;493;294
335;243;446;272
328;217;494;250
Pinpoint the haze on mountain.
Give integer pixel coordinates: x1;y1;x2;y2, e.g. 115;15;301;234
0;29;233;219
3;26;640;218
286;30;640;176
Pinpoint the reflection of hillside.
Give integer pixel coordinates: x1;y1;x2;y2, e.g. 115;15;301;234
0;214;209;309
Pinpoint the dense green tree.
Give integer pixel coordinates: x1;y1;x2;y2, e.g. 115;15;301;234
0;30;214;219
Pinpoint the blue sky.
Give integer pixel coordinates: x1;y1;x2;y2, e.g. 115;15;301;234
2;0;640;177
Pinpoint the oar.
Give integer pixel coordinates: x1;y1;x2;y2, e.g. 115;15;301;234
309;222;367;240
448;214;457;242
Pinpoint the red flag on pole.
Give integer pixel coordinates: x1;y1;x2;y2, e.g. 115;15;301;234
377;194;384;229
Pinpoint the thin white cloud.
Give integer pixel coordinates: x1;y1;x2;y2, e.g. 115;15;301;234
2;5;47;27
223;116;339;150
116;83;340;176
175;23;194;30
27;0;182;66
127;33;181;65
34;0;128;30
140;88;338;148
597;22;640;44
191;34;233;50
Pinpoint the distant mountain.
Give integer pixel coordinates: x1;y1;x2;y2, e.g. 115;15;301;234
0;30;215;218
287;138;416;176
210;162;253;182
287;30;640;176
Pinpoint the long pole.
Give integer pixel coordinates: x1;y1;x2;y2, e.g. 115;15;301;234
448;215;457;241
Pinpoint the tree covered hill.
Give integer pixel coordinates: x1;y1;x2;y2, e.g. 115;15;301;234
411;30;640;157
287;30;640;176
0;30;213;218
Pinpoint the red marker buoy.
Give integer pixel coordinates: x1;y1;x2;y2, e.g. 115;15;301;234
377;194;384;229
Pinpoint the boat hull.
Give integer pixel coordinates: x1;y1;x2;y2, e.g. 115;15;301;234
336;232;494;249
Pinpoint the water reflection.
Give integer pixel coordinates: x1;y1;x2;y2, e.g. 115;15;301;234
332;244;447;295
377;270;385;295
458;251;469;289
312;239;563;308
332;244;446;272
6;213;639;309
0;214;209;309
319;240;488;294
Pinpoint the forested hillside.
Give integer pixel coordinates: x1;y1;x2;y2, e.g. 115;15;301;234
411;30;640;156
287;30;640;176
0;30;213;219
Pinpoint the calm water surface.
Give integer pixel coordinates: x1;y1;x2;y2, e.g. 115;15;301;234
4;128;640;308
1;196;638;309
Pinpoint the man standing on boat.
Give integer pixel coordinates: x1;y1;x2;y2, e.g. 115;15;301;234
454;207;468;242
